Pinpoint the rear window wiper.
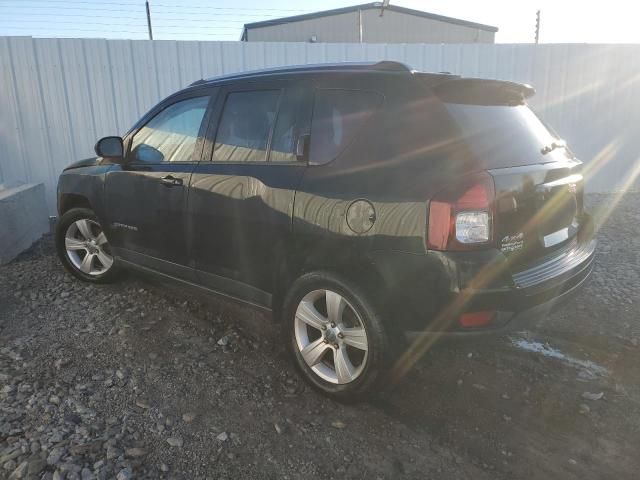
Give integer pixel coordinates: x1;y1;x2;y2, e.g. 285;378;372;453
541;139;567;155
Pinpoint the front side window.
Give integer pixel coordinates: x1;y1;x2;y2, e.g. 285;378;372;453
213;90;281;162
130;96;209;163
309;89;382;165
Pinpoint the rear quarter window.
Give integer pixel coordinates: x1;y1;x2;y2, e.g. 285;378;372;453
309;89;382;165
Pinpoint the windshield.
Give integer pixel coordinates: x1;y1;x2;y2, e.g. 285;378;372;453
445;103;571;169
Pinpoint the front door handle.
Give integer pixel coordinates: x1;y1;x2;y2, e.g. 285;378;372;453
160;175;183;187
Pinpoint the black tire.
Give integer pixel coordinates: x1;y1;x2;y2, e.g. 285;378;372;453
282;271;390;402
55;207;120;284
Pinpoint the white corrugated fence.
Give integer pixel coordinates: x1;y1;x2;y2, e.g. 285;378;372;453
1;37;639;213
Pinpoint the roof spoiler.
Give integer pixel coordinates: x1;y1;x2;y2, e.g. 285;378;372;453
432;77;536;105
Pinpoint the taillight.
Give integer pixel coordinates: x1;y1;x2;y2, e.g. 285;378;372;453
427;172;495;251
459;311;495;328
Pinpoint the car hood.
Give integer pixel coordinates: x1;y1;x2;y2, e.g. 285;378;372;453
63;157;100;171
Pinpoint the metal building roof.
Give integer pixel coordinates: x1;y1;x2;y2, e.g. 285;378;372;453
242;2;498;40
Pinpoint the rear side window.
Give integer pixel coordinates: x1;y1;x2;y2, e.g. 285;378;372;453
268;88;310;163
309;89;382;165
130;96;209;163
213;90;280;162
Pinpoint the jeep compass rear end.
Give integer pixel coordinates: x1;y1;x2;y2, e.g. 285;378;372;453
55;61;595;400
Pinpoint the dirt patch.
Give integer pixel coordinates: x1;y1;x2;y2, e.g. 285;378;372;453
1;193;639;479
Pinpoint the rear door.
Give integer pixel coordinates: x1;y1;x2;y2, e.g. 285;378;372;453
104;91;215;278
187;80;311;305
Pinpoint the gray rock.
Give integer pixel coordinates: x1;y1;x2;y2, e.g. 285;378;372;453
27;458;47;476
166;437;183;448
105;446;121;460
124;447;146;458
582;391;604;401
8;461;28;479
182;412;196;423
216;432;228;442
47;447;65;465
0;449;22;465
116;468;131;480
80;467;94;480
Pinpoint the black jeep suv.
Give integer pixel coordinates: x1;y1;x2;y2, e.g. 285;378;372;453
56;61;595;400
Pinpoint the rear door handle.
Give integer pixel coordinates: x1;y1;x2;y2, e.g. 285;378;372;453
160;175;183;187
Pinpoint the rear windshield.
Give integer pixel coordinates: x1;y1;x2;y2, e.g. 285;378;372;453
444;103;564;169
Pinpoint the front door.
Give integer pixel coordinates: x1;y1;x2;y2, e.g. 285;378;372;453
188;81;311;306
104;92;214;278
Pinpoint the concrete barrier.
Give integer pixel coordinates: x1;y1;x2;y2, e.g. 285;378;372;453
0;183;50;265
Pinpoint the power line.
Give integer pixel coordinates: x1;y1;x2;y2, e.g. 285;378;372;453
0;25;239;36
2;15;253;24
1;6;290;17
152;4;307;11
0;0;307;12
2;25;153;34
1;18;243;29
0;12;265;23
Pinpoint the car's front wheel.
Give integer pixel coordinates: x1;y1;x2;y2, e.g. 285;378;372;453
283;272;389;401
55;207;119;283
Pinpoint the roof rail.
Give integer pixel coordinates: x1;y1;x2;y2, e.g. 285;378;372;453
370;60;413;72
187;61;416;87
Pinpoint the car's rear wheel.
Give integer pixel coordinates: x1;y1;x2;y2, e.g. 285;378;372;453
55;208;119;283
283;272;389;401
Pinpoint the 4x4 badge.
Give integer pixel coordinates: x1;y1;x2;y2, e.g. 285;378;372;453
501;232;524;252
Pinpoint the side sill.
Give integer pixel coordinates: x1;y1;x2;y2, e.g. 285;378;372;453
117;258;273;313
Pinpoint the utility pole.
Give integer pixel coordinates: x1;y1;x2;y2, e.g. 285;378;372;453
379;0;390;17
534;9;540;44
146;0;153;40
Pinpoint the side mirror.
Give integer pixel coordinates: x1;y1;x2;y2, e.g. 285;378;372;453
295;133;310;162
95;136;124;163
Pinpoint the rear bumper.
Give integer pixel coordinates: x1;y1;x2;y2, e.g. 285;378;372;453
460;238;596;313
402;237;596;339
404;241;594;340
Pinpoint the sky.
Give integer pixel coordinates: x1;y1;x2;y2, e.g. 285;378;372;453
0;0;639;44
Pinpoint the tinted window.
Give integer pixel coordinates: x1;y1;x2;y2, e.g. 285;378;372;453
131;96;209;163
213;90;280;162
309;89;382;165
268;88;309;163
444;103;569;169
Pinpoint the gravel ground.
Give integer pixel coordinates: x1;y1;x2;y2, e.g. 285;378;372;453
1;192;639;480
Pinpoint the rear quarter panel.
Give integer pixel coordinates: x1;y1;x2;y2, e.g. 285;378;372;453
292;74;475;260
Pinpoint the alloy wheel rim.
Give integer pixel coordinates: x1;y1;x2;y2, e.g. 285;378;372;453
294;289;369;385
65;219;113;276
